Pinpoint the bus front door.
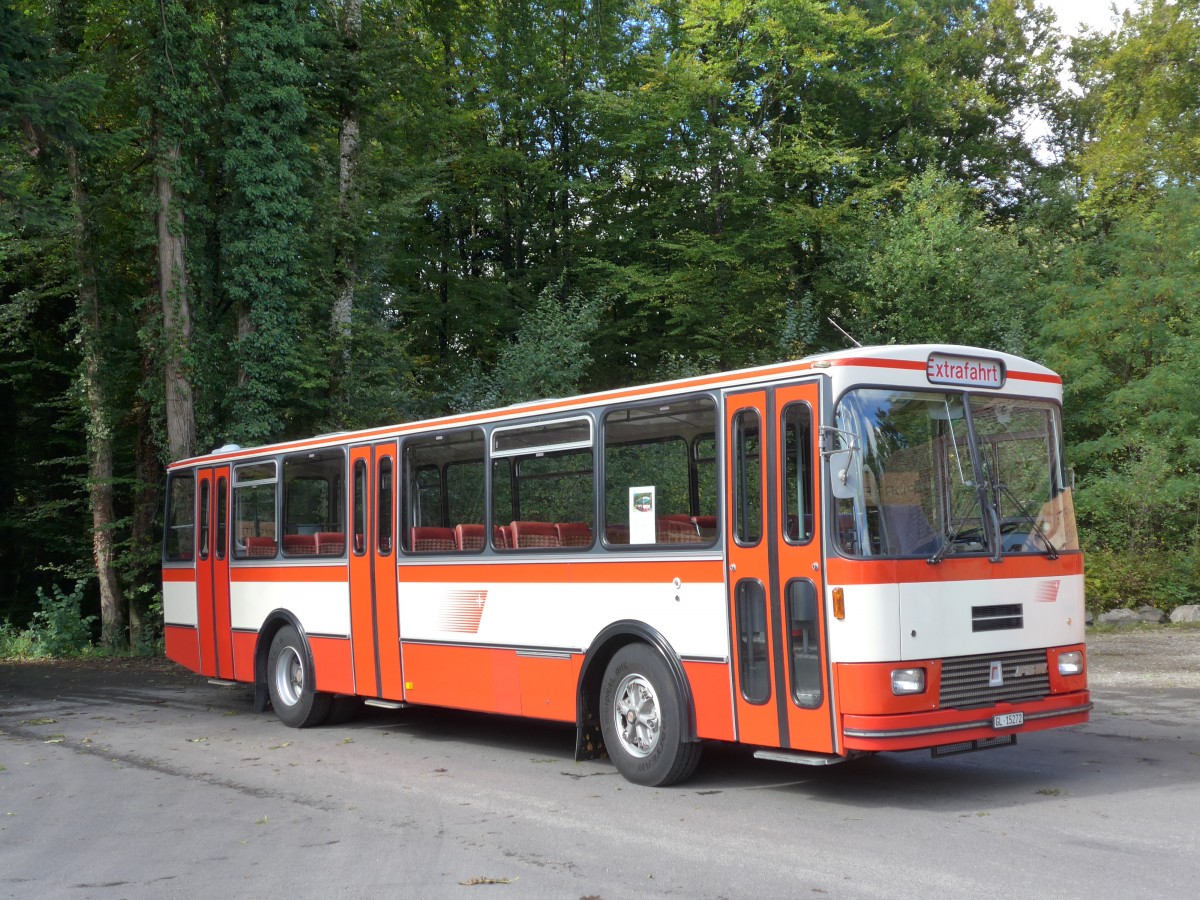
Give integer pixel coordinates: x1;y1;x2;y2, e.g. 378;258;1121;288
725;382;834;754
348;442;404;701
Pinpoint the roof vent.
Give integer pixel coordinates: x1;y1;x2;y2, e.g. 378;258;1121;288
213;443;242;454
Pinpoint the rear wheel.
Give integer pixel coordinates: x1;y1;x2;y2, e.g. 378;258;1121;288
599;644;701;786
266;625;332;728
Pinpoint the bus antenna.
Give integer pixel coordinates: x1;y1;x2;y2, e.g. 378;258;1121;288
827;317;863;348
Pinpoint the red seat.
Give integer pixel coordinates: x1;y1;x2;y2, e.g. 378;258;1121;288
244;536;277;558
496;525;512;549
605;524;630;545
455;524;485;551
510;521;560;549
283;534;317;556
410;526;455;552
315;532;345;555
555;522;592;548
657;515;701;543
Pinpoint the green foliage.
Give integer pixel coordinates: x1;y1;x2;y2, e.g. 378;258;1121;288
3;0;1200;637
452;280;608;410
0;580;96;659
847;168;1037;352
1084;547;1200;613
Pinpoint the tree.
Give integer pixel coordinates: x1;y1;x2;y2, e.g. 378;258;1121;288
1069;0;1200;216
220;1;311;445
847;168;1037;352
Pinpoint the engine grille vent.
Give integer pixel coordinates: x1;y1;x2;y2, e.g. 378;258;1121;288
972;603;1023;632
939;649;1050;708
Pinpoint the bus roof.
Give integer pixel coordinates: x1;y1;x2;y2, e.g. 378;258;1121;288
168;344;1060;470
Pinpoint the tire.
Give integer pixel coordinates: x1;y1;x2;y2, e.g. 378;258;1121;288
266;625;333;728
599;644;701;786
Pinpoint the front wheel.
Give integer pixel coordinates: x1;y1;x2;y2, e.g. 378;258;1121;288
266;625;332;728
599;644;701;786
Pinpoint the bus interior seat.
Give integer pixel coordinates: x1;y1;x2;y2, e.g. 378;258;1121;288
315;532;345;555
455;523;486;551
511;521;560;549
410;526;455;552
555;522;592;547
244;536;277;558
283;534;317;556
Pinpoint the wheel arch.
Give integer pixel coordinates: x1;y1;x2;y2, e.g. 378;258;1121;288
575;619;698;761
252;610;312;713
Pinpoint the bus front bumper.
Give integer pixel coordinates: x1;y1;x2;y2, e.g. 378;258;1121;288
840;691;1092;752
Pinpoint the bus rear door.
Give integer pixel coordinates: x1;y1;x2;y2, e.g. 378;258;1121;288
195;465;232;679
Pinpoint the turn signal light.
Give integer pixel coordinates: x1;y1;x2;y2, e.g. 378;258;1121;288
832;587;845;620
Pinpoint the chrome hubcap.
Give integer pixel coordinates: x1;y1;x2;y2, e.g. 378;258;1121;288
613;673;661;758
274;646;304;707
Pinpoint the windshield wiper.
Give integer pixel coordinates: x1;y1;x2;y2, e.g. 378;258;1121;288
927;492;979;565
994;481;1059;560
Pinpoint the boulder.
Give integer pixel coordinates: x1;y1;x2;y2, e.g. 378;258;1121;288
1097;608;1140;625
1170;604;1200;624
1097;606;1164;625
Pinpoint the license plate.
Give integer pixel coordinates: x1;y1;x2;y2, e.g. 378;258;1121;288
993;712;1024;729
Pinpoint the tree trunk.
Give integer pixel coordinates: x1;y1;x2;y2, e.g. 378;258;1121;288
67;146;125;649
157;138;197;463
330;0;362;411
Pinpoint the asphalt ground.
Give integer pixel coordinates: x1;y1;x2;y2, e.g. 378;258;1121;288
1;627;1197;899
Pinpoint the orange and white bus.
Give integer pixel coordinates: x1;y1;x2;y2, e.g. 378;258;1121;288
161;344;1089;785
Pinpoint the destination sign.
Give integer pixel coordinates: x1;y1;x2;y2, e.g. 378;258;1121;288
926;352;1005;389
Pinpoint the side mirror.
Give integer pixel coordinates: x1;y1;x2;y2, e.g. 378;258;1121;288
828;449;859;500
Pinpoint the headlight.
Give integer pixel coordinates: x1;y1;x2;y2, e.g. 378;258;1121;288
891;668;926;695
1057;650;1084;676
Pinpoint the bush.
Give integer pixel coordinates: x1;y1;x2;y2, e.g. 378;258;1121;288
1085;547;1199;614
0;580;96;659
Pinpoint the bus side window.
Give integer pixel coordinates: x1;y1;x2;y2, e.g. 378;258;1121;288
164;472;196;561
491;418;594;551
282;449;345;557
402;429;485;553
602;397;717;547
232;461;277;559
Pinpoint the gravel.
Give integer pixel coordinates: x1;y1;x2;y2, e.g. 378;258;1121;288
1086;625;1200;691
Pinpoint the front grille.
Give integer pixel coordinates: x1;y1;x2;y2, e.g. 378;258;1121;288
939;649;1050;708
972;603;1023;632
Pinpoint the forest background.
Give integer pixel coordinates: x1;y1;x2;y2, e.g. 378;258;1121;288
2;0;1198;652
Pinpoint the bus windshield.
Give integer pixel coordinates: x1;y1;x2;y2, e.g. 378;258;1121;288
832;389;1078;559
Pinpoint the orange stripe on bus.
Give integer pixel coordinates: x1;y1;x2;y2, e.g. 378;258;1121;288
824;552;1083;585
229;565;349;583
398;558;724;584
162;567;196;583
